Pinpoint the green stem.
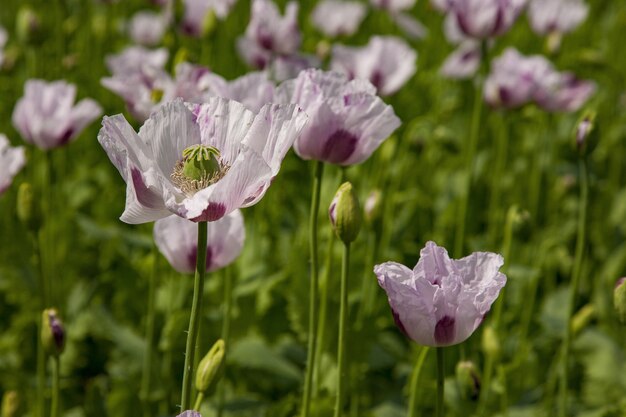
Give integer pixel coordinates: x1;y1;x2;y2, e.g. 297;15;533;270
436;347;445;417
313;233;335;397
301;161;324;417
454;47;486;258
193;392;204;412
217;267;234;417
141;248;158;417
181;222;208;411
334;243;350;417
558;157;588;417
407;347;430;417
488;114;509;248
35;231;47;417
51;356;60;417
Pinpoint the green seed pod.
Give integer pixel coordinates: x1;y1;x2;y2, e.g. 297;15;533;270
17;183;40;232
455;361;481;401
481;325;500;360
195;339;226;394
41;308;65;357
614;278;626;325
329;182;362;244
1;391;20;417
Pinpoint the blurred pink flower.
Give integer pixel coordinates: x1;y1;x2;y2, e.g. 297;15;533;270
237;0;300;68
447;0;526;39
271;54;321;82
331;36;417;96
105;46;168;75
311;1;367;37
12;80;102;150
370;0;426;40
154;210;245;273
528;0;588;36
97;98;307;223
276;69;400;166
533;72;596;113
0;134;26;195
440;42;481;79
128;10;169;46
181;0;237;36
374;241;506;347
370;0;415;12
200;71;275;112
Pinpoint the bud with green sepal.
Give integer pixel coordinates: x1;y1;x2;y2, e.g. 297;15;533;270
481;325;500;360
455;361;481;401
364;189;382;225
17;182;41;232
614;278;626;325
41;309;65;357
16;7;42;45
574;110;598;157
195;339;226;395
329;182;362;244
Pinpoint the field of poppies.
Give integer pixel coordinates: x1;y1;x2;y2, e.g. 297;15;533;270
1;0;626;417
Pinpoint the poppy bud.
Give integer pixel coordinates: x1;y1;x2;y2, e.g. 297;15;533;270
364;190;382;225
481;325;500;360
41;308;65;357
1;391;20;417
571;304;595;336
17;183;40;232
195;339;226;394
202;10;217;38
455;361;481;401
329;182;362;244
614;278;626;325
574;110;598;156
16;7;42;44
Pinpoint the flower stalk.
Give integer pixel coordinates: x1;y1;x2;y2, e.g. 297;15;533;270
180;221;209;411
436;347;445;417
51;356;60;417
334;242;350;417
407;347;430;417
141;248;158;417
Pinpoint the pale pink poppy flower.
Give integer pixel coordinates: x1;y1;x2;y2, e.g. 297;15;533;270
238;0;301;65
374;241;506;347
431;0;451;12
533;72;595;113
369;0;426;39
154;210;245;274
447;0;526;39
200;71;275;113
527;0;588;36
170;62;212;103
370;0;415;13
271;54;321;82
311;1;367;37
104;46;169;75
181;0;237;36
0;134;26;195
97;98;307;224
331;36;417;96
128;10;169;46
12;80;102;150
440;42;481;79
275;69;400;166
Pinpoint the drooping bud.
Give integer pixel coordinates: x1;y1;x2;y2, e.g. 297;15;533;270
455;361;481;401
614;278;626;325
571;304;595;336
329;182;362;244
195;339;226;394
574;110;598;156
481;325;500;360
41;308;65;357
1;391;20;417
364;189;382;225
17;183;40;232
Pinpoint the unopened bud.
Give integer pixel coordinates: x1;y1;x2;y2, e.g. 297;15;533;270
17;183;40;232
571;304;595;336
202;10;217;37
1;391;20;417
41;308;65;356
16;7;42;44
574;110;598;156
364;190;382;225
455;361;481;401
316;40;331;60
481;325;500;359
614;278;626;325
195;339;225;394
329;182;362;244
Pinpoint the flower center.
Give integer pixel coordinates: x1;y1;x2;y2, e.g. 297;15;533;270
171;145;229;196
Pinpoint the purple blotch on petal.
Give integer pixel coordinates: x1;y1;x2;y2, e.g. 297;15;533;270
322;129;358;164
391;307;409;338
191;202;227;222
434;315;455;345
187;246;214;272
131;167;161;208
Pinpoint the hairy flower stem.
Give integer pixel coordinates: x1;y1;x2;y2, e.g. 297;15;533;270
334;243;351;417
436;347;445;417
51;356;60;417
454;42;487;258
181;222;208;411
301;161;324;417
407;347;430;417
558;157;588;417
141;248;158;417
217;267;234;417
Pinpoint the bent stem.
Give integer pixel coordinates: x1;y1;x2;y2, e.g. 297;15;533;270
334;243;350;417
301;161;324;417
407;347;430;417
180;221;209;411
436;347;445;417
558;157;588;417
141;248;158;417
51;355;60;417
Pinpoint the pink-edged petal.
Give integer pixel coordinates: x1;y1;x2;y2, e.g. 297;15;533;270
207;209;246;271
293;101;344;162
440;42;481;79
